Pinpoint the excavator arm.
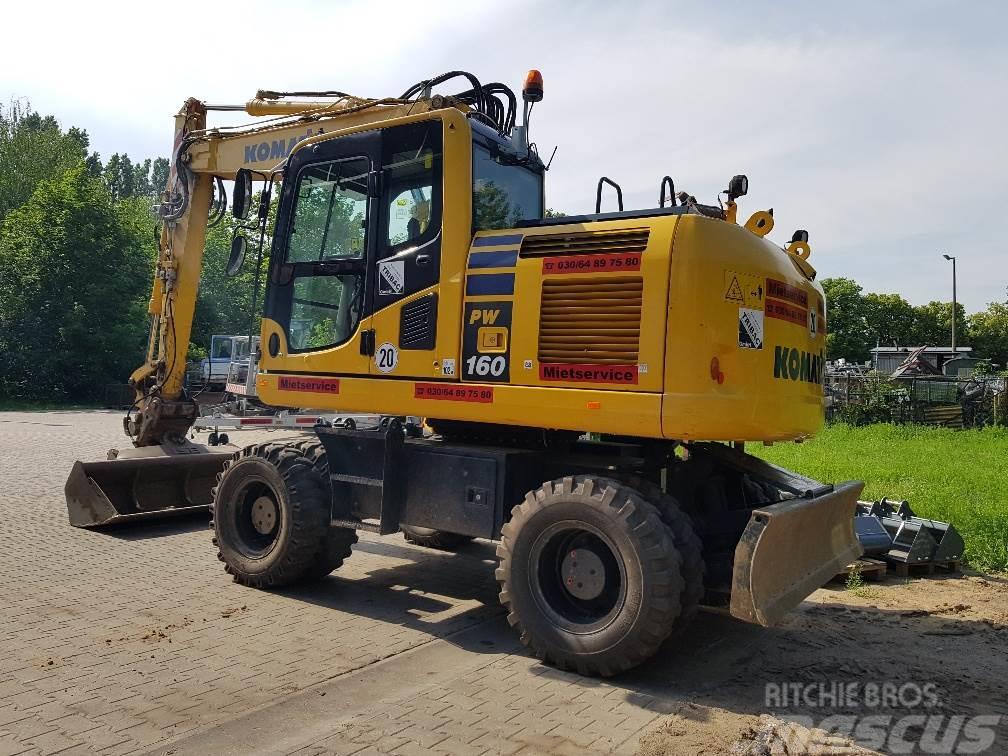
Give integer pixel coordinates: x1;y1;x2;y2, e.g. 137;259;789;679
66;93;439;525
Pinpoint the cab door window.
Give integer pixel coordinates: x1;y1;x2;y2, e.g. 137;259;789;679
380;122;441;255
288;274;362;351
284;156;369;352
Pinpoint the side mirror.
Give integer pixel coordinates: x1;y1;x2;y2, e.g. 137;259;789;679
226;235;247;277
727;174;748;202
233;168;253;220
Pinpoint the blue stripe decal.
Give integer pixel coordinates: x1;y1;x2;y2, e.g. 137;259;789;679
473;234;524;247
468;250;519;269
465;273;515;296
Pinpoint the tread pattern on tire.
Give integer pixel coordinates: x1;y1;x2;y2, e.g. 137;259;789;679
401;527;474;550
618;474;705;625
210;441;354;586
496;475;684;677
289;439;358;579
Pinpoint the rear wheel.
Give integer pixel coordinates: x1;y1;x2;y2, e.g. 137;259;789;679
496;475;684;676
401;526;474;550
619;474;705;628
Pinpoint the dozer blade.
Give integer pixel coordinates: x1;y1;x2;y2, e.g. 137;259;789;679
65;443;234;528
730;480;864;627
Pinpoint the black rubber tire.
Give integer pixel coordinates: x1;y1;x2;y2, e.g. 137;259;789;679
289;439;358;579
401;526;474;550
496;475;684;677
618;474;705;627
211;443;333;587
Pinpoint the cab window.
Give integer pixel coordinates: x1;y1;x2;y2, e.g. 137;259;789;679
381;121;442;254
287;157;369;263
472;143;543;230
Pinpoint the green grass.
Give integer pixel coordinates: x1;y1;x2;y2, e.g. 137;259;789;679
752;424;1008;573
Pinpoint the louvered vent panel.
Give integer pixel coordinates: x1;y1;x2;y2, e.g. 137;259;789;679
520;229;649;257
399;294;437;350
537;277;642;364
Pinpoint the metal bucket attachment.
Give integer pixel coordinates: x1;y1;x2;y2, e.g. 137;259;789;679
857;497;964;564
65;442;234;528
884;518;938;564
927;519;964;562
854;514;893;556
730;480;864;627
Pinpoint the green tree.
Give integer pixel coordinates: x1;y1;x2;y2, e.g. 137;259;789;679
151;158;170;196
912;300;969;348
968;298;1008;369
0;99;90;220
862;292;917;349
820;277;870;362
117;154;135;199
132;158;153;198
0;166;156;401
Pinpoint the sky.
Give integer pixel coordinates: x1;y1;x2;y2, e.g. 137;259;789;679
2;0;1005;311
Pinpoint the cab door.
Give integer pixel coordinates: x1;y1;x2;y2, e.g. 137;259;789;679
368;119;444;378
261;131;381;379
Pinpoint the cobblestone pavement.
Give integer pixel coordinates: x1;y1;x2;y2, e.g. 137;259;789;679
3;411;1005;755
3;410;713;755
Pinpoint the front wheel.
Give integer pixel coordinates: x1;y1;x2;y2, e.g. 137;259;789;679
211;443;336;588
496;476;684;677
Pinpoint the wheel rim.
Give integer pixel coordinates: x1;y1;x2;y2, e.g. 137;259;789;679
230;475;282;558
529;521;626;633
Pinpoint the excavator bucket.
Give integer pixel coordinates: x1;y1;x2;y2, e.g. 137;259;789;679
65;443;234;528
730;480;864;626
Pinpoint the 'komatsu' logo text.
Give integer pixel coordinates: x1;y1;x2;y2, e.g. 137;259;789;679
773;346;824;384
243;129;316;164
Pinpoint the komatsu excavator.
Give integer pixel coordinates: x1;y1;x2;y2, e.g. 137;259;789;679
65;70;862;675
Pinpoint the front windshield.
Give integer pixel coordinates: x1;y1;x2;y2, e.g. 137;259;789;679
472;143;542;230
211;337;232;360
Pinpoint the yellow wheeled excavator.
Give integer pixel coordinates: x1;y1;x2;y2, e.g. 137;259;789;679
65;70;862;675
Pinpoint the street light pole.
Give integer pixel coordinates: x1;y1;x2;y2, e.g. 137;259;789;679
943;254;957;354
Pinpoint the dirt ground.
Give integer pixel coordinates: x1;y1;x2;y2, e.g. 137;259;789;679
635;570;1008;755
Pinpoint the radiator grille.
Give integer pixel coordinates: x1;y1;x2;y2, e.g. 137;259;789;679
520;229;649;257
537;277;642;364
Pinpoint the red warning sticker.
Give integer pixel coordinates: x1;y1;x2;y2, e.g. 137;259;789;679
766;278;809;308
539;363;638;384
278;376;340;394
765;299;808;327
542;253;641;275
414;383;494;403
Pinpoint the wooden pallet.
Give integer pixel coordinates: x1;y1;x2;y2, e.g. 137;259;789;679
834;557;888;582
886;559;961;577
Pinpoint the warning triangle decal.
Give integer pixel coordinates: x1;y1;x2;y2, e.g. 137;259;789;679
725;275;744;302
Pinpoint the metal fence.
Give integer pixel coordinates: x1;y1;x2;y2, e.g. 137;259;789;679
825;374;1006;428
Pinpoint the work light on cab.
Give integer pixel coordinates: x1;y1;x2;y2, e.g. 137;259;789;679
523;69;543;102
